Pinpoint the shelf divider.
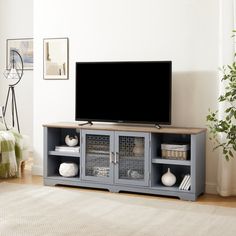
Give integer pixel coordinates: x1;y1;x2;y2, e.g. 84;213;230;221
49;150;80;157
152;158;191;166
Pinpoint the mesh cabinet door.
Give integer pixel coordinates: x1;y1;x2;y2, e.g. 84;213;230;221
114;132;149;186
81;130;114;184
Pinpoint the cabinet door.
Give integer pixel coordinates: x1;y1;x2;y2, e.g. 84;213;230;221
81;130;114;183
114;132;150;186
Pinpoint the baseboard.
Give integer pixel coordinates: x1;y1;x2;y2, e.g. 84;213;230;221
32;164;43;176
216;187;236;196
205;182;217;194
205;182;236;195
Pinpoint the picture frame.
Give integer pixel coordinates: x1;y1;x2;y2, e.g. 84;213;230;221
6;38;33;70
43;38;69;80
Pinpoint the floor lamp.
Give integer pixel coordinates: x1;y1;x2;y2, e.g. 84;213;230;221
3;50;24;133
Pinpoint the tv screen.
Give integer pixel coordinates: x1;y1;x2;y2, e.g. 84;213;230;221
75;61;172;125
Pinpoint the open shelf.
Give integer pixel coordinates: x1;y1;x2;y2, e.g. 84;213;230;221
151;163;191;189
47;155;80;178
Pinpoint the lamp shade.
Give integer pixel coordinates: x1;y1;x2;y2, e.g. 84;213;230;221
4;68;21;80
3;50;23;86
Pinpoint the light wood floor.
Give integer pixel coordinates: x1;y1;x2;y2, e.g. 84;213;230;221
1;160;236;208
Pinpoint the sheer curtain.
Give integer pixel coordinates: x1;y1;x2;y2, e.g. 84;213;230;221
217;0;236;196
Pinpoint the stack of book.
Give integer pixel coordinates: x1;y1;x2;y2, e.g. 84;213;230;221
179;174;191;190
55;145;80;153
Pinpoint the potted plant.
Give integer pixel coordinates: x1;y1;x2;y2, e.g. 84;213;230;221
206;56;236;161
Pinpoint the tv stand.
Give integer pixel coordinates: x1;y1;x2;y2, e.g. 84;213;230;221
78;121;93;126
43;122;206;201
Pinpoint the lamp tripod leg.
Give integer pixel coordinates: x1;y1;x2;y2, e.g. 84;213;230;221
12;88;20;133
4;86;20;133
11;87;15;128
4;87;11;116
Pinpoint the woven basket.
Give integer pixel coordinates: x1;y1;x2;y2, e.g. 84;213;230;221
161;149;187;160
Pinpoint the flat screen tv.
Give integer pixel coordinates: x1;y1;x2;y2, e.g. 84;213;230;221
75;61;172;125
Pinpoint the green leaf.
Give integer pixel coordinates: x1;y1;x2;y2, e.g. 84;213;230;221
225;107;232;113
229;150;234;157
219;96;226;102
225;155;229;161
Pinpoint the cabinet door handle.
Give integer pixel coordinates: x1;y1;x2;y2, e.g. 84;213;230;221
115;152;119;164
110;152;114;164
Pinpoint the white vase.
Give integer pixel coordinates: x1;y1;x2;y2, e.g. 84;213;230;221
59;162;78;177
161;168;176;187
65;135;78;147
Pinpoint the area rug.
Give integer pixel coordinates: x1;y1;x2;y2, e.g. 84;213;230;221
0;182;236;236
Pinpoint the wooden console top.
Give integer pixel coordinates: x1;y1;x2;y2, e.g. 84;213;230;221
43;122;206;135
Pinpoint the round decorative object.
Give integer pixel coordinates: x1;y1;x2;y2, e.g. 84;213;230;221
59;162;78;177
65;135;78;147
161;168;176;187
127;169;144;179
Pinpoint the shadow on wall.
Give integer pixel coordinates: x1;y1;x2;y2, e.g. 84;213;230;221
172;71;219;192
172;71;219;128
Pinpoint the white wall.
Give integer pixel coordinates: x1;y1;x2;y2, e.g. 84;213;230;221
33;0;219;192
0;0;33;149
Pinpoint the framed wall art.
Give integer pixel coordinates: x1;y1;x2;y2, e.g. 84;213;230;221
6;38;33;70
43;38;69;80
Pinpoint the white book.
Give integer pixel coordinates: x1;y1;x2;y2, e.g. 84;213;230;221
179;175;189;190
182;175;191;190
184;176;191;190
55;145;80;152
178;176;186;190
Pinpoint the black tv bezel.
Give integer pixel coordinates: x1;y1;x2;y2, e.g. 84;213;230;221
75;61;172;125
